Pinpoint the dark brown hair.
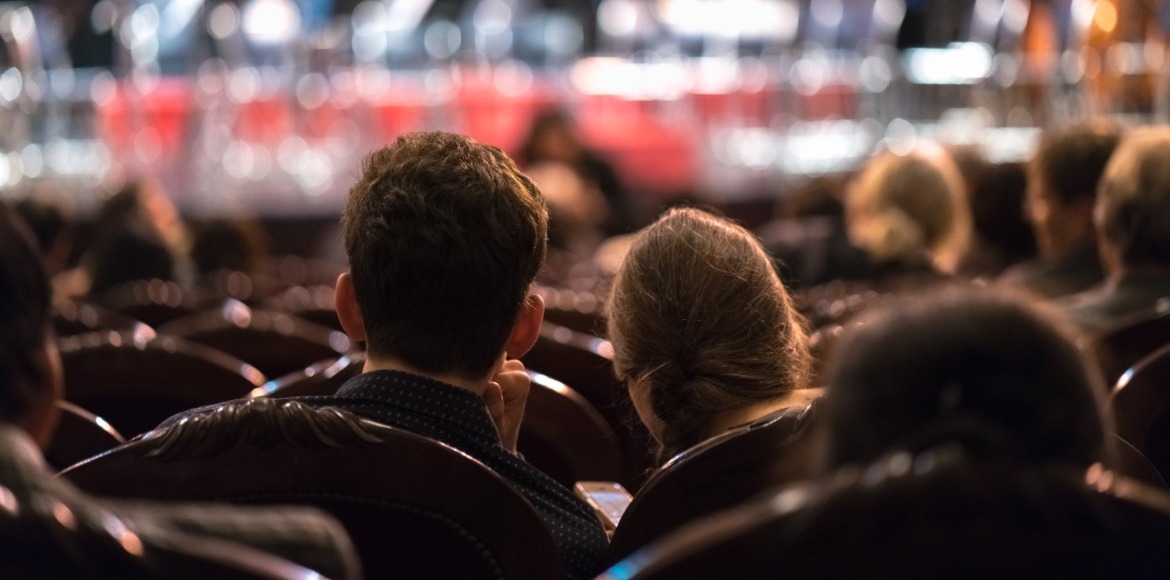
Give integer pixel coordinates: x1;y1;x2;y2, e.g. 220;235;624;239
607;207;811;460
0;202;53;424
343;132;548;380
823;287;1109;471
1031;120;1122;206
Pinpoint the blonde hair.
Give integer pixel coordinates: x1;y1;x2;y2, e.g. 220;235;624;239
1096;127;1170;269
846;145;972;273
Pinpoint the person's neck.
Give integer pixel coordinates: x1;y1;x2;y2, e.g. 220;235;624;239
363;355;491;396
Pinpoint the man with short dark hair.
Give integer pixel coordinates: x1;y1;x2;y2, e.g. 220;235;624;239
999;121;1122;298
319;132;608;578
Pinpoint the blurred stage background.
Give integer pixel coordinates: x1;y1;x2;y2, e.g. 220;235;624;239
1;0;1168;242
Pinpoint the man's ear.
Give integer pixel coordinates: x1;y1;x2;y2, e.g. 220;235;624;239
335;273;368;343
504;294;545;359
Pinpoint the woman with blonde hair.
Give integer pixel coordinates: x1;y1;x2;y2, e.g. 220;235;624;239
606;207;812;462
846;144;972;277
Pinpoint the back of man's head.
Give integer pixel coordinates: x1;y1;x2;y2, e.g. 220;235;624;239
0;202;54;426
1096;127;1170;270
1031;121;1122;207
343;132;548;380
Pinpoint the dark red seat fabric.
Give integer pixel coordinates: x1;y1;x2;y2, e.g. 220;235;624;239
518;371;625;488
607;400;821;564
159;300;351;379
62;398;565;580
0;421;355;580
522;322;653;490
602;451;1170;579
59;331;266;438
1110;343;1170;483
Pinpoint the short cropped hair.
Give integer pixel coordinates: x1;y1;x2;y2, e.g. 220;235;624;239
823;288;1108;470
343;132;548;379
0;202;54;424
608;207;811;460
1096;127;1170;269
1031;120;1122;206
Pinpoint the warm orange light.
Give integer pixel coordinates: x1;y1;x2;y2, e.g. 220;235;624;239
1094;1;1118;34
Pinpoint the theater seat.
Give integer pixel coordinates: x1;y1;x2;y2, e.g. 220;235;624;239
262;285;343;332
255;352;366;399
59;331;266;438
53;300;152;338
607;399;821;563
1111;343;1170;483
44;401;125;471
518;372;625;488
522;322;653;489
62;398;565;580
1092;304;1170;386
98;279;203;328
602;450;1170;579
159;300;351;379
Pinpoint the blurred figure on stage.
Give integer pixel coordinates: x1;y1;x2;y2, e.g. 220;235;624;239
520;109;634;242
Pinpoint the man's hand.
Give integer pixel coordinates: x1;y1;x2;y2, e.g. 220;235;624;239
483;359;530;454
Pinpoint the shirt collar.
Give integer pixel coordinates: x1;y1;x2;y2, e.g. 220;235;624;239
334;369;502;443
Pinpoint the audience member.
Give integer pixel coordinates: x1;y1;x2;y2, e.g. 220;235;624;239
998;121;1120;297
607;207;812;462
824;287;1110;470
949;148;1036;277
757;175;875;288
520;108;634;238
845;143;972;282
0;202;359;579
301;131;608;579
599;289;1170;579
1060;127;1170;332
13;190;74;275
80;179;188;297
190;217;270;279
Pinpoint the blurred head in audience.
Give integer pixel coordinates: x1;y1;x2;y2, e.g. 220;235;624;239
1026;120;1122;261
846;144;971;274
13;190;74;274
1095;127;1170;275
0;203;62;447
607;208;811;461
822;288;1108;472
85;179;181;296
191;217;270;277
521;108;587;167
950;147;1036;276
337;132;547;382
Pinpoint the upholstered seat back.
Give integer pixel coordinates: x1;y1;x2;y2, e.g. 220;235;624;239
62;398;564;580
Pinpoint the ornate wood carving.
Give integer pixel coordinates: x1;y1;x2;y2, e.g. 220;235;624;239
140;399;384;461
